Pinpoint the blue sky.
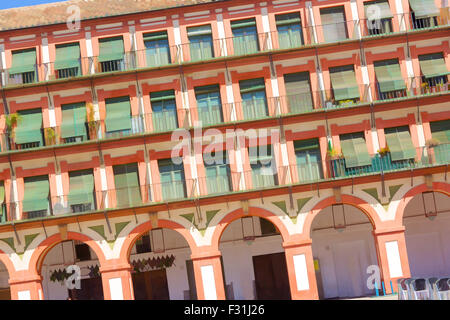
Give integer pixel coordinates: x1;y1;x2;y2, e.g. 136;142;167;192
0;0;67;10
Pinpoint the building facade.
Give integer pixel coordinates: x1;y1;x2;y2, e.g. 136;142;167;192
0;0;448;300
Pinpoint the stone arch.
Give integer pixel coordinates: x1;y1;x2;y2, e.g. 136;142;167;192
0;250;16;279
210;207;291;251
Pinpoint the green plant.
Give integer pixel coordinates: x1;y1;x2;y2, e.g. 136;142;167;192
426;138;440;148
327;147;343;159
5;113;22;138
49;268;72;284
377;146;390;156
45;127;57;145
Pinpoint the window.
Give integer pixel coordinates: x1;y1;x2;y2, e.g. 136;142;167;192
374;59;407;100
430;120;450;163
0;182;5;223
294;139;323;182
143;31;171;67
339;132;372;168
260;217;278;236
14;108;44;149
54;42;81;78
150;90;178;132
68;169;95;213
283;72;313;113
75;242;91;261
249;144;277;188
158;159;186;200
195;84;223;126
363;1;393;35
23;175;50;219
9;48;37;84
98;37;125;72
135;232;152;254
418;53;449;92
329;65;360;105
113;163;141;208
239;78;268;120
105;96;132;137
231;18;260;55
409;0;440;29
61;102;88;143
276;12;303;49
204;152;231;194
320;6;348;42
384;126;416;162
188;25;214;61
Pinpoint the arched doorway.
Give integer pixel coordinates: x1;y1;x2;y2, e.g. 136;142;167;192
310;204;379;299
219;216;290;300
128;228;193;300
403;191;450;277
40;240;103;300
0;261;10;300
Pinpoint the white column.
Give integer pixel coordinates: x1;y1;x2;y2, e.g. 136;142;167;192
172;17;183;63
85;28;95;74
360;65;373;102
260;6;273;50
306;2;318;44
216;11;227;56
41;34;50;80
350;0;361;39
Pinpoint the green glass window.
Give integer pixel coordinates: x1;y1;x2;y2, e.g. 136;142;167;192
9;48;37;75
276;12;303;49
158;159;185;200
150;90;178;132
294;139;323;182
68;169;95;212
329;65;360;102
283;72;313;113
374;59;406;93
15;108;43;147
340;132;372;168
23;175;49;216
239;78;268;120
0;181;5;223
188;25;214;61
98;36;124;62
249;145;276;188
231;18;259;56
54;42;81;76
409;0;439;19
195;84;223;126
61;102;87;142
113;163;141;208
204;152;230;194
418;53;449;78
384;126;417;161
320;6;348;42
105;96;132;134
144;31;171;67
430;120;450;143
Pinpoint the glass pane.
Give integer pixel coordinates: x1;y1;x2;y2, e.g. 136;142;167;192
152;99;178;132
277;24;303;49
189;35;214;61
232;26;259;55
145;39;171;67
242;91;268;120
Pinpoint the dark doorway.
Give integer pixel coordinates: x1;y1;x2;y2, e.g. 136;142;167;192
132;269;170;300
68;277;104;300
252;252;291;300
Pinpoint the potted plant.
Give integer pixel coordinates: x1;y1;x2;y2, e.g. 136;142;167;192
86;102;98;139
327;147;343;160
44;127;57;145
377;146;390;157
324;92;335;109
5;113;22;149
421;81;430;94
425;138;440;148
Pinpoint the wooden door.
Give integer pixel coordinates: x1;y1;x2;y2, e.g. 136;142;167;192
132;269;170;300
69;277;104;300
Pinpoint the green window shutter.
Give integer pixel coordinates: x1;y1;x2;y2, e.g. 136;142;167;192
144;31;170;67
374;59;406;92
54;43;80;70
0;182;4;205
430;120;450;143
276;12;302;26
187;25;212;36
68;170;94;206
294;139;320;152
249;145;273;163
409;0;440;18
10;49;36;74
98;37;124;62
105;96;132;132
23;176;49;212
329;65;360;101
340;132;371;168
143;31;168;41
113;163;141;207
239;78;266;94
418;53;449;78
15;109;43;145
385;126;416;161
188;25;213;61
61;102;87;139
150;90;176;102
231;18;257;28
364;1;393;19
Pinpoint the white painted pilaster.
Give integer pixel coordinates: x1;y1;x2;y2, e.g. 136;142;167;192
293;254;310;291
260;7;273;50
306;2;318;44
172;18;183;63
385;241;403;278
200;265;218;300
109;278;124;300
216;13;228;56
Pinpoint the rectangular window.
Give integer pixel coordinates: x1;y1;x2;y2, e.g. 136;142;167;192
158;159;186;201
143;31;171;67
150;90;178;132
430;120;450;164
283;72;313;113
98;36;125;72
135;232;152;254
374;59;407;99
339;132;372;168
23;175;50;219
329;65;360;104
239;78;268;120
61;102;87;143
204;152;231;194
113;163;142;208
14;108;44;149
418;53;449;91
409;0;440;29
294;139;323;182
68;169;95;213
363;1;393;35
54;42;81;78
105;96;132;137
384;126;417;161
320;6;348;42
276;12;303;49
0;182;5;223
75;242;91;261
195;84;223;126
9;48;37;84
231;18;259;56
188;25;214;61
249;145;277;188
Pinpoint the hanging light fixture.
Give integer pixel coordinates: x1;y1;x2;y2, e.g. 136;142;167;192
422;191;437;220
332;204;346;232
